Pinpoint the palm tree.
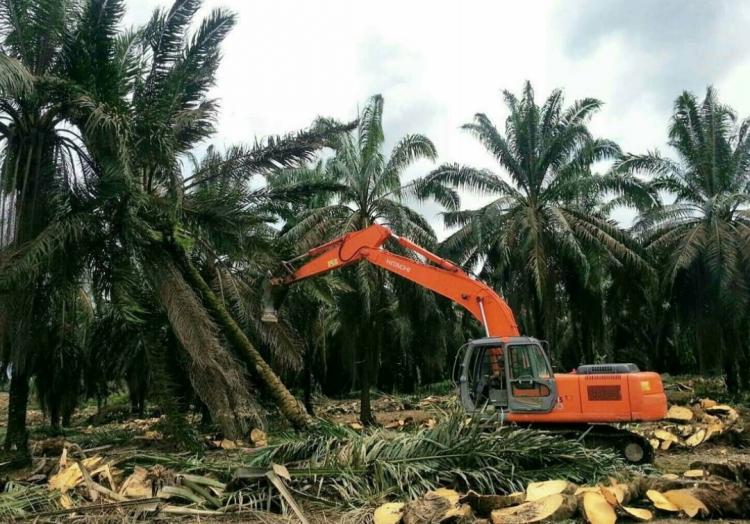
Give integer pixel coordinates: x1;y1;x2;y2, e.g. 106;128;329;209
282;94;455;424
425;82;652;366
0;0;130;460
618;87;750;390
1;0;350;441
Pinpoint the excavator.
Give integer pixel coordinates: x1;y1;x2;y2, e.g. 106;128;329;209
262;224;667;463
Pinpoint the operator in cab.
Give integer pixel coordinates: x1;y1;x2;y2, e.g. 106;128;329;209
488;346;504;387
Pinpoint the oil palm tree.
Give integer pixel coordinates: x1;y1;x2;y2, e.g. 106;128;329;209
282;94;456;424
619;87;750;390
1;0;349;441
425;82;652;366
0;0;132;459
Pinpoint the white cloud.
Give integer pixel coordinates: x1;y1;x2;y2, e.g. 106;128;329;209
124;0;750;238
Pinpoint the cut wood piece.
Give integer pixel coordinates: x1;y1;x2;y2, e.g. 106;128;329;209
678;425;695;437
581;491;616;524
645;490;679;512
219;439;237;450
119;467;151;499
373;502;405;524
652;429;679;442
403;493;451;524
699;398;717;409
250;428;267;447
705;404;739;423
430;488;461;506
598;487;619;508
683;469;706;478
598;484;635;507
620;506;653;521
705;404;736;415
659;440;672;451
460;491;525;516
525;480;576;501
663;489;709;518
574;487;601;496
49;456;104;493
648;438;659;449
703;422;724;442
491;494;576;523
660;473;679;480
443;504;473;521
666;405;693;422
685;428;706;447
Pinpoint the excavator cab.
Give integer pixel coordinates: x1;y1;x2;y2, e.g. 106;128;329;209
457;337;558;416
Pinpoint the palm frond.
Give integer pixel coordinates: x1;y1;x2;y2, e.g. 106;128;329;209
247;413;626;505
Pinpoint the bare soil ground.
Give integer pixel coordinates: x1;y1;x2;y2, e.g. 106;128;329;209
0;390;748;522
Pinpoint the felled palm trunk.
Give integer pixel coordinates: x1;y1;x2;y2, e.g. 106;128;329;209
178;254;311;430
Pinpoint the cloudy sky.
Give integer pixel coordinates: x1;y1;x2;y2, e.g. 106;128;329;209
126;0;750;236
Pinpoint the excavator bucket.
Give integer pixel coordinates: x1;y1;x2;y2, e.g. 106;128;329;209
261;277;289;323
261;279;279;323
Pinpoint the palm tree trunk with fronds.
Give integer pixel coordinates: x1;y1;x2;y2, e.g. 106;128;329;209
176;251;311;429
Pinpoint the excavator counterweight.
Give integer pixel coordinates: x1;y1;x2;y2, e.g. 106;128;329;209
265;224;667;463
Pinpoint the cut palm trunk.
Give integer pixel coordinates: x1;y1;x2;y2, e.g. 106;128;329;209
580;491;616;524
491;494;577;523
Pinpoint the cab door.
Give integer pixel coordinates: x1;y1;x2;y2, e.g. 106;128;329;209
506;343;557;413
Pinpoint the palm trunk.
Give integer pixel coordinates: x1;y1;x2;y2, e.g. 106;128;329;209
178;253;311;429
358;316;376;426
3;369;30;464
359;346;375;426
303;346;315;416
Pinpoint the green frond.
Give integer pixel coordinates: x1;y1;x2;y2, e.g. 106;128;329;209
358;94;385;160
0;53;33;96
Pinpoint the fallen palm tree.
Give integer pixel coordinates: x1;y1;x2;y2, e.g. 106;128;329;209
243;413;627;505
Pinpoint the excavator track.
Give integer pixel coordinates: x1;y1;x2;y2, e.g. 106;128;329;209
521;423;654;464
472;415;654;464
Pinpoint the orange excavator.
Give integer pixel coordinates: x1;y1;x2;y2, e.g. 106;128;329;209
263;224;667;463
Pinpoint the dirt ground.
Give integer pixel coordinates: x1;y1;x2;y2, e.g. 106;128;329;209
1;390;749;522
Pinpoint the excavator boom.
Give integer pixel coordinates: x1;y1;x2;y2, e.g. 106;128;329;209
267;224;519;337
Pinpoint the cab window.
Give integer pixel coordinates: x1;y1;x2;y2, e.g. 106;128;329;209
508;344;552;379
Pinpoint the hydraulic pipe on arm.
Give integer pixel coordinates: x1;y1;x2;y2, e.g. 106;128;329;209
263;224;520;339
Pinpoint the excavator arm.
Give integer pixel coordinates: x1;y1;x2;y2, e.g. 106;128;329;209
264;224;519;338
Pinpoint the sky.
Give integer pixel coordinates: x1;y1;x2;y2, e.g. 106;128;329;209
124;0;750;237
